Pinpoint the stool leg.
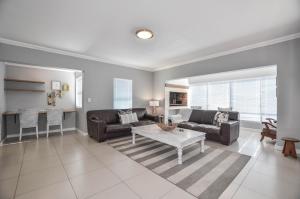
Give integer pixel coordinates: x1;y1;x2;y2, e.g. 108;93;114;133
19;128;23;141
290;143;297;159
47;124;49;138
36;126;39;139
282;141;286;154
60;123;63;136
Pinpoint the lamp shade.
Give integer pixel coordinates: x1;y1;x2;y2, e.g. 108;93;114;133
149;100;159;107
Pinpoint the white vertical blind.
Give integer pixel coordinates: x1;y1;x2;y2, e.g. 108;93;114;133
189;76;277;122
75;75;82;108
113;78;132;109
231;79;261;121
207;82;230;110
261;78;277;120
190;84;208;109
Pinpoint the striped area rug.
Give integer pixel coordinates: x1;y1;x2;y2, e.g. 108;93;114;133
107;135;251;199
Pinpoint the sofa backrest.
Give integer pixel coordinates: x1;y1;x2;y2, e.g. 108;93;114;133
87;108;147;124
188;109;239;124
131;108;147;120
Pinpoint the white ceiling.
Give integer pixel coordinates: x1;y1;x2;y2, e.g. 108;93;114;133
0;0;299;71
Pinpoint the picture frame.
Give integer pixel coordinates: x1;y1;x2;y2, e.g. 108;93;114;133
51;80;61;90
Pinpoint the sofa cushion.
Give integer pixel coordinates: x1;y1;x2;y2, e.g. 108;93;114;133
88;110;119;124
131;120;156;127
193;124;220;134
202;110;217;124
188;110;204;123
132;108;147;120
178;121;200;129
106;124;131;133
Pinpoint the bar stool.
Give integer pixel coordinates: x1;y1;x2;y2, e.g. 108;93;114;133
19;109;39;141
46;108;63;137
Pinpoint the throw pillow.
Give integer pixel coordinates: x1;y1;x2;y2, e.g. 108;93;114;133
119;112;138;124
214;112;229;127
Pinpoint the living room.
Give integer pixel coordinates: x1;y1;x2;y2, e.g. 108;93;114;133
0;1;300;199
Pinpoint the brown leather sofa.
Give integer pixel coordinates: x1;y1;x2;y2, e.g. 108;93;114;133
87;108;159;142
178;110;240;145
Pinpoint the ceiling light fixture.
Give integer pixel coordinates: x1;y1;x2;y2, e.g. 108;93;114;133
136;29;154;40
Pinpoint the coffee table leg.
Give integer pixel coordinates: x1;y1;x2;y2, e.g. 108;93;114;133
201;140;204;153
177;147;183;164
132;132;135;144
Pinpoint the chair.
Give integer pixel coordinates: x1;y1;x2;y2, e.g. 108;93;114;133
19;109;39;141
260;118;277;141
46;109;63;138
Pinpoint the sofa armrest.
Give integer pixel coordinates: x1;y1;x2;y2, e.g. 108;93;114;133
220;120;240;145
87;116;107;142
144;114;159;122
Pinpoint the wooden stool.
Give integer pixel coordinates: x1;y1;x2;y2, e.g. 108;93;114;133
282;137;300;159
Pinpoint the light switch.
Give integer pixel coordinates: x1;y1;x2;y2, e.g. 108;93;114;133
88;98;92;103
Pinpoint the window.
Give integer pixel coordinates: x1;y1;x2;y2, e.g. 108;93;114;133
208;82;230;110
231;79;261;121
75;75;82;108
113;78;132;109
189;76;277;122
190;84;208;109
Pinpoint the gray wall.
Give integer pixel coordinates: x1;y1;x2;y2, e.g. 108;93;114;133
154;38;300;145
0;43;153;132
0;62;6;141
5;65;75;110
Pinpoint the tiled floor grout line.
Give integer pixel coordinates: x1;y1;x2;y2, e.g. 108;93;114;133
229;146;265;199
72;134;144;199
4;129;297;199
12;142;26;199
52;136;81;199
12;139;74;198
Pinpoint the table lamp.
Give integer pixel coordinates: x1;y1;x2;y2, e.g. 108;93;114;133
149;100;159;114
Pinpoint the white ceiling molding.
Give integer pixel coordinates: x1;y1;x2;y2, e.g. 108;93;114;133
0;37;153;72
0;33;300;72
4;62;82;73
154;32;300;71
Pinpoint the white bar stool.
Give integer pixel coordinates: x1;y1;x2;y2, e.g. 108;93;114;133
19;109;39;141
46;108;63;137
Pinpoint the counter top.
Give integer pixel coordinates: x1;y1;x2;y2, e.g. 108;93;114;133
3;108;76;116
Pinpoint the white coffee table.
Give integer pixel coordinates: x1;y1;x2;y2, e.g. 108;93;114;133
131;124;206;164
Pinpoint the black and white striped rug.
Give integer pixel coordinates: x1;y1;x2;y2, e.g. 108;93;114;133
107;135;250;199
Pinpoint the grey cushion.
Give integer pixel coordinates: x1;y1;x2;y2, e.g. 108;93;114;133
201;110;217;124
195;124;220;134
188;110;204;123
106;124;131;133
131;120;155;127
178;121;200;129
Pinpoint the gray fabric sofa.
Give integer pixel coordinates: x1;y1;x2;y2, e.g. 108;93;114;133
177;110;240;145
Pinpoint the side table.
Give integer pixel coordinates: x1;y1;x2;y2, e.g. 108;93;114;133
282;137;300;159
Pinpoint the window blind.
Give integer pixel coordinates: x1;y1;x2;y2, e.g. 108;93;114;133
189;76;277;122
113;78;132;109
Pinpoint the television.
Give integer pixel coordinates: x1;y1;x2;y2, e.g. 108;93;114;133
169;91;187;106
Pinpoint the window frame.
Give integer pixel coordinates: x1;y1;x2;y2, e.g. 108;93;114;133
75;75;83;108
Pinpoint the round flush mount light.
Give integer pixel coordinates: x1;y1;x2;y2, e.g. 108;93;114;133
136;29;154;39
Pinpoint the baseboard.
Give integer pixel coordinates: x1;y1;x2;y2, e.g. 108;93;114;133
76;128;88;136
6;127;77;138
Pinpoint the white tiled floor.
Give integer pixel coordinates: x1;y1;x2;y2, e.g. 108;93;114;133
0;128;299;199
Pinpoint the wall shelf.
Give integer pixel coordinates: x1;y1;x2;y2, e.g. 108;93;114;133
5;88;45;92
4;78;45;84
4;78;46;93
